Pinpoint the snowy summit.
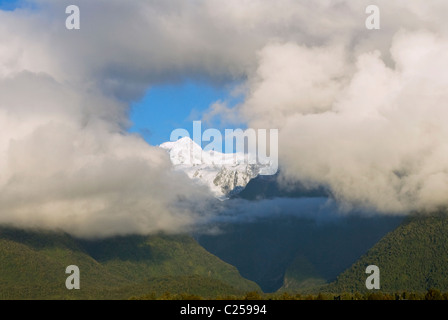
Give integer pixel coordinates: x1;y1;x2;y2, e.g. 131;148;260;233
159;137;277;199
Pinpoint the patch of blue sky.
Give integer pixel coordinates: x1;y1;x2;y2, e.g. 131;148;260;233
129;80;246;149
0;0;38;11
0;0;29;11
0;0;19;11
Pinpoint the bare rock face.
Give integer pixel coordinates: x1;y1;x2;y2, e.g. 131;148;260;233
213;165;260;195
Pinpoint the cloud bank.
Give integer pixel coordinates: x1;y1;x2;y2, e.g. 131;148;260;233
236;29;448;214
0;69;213;237
203;1;448;214
1;0;447;237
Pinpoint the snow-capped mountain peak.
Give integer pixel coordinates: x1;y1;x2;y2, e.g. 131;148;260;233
160;137;203;165
159;137;277;199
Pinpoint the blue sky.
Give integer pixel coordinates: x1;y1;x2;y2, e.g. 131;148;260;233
1;1;246;149
129;81;244;147
0;0;21;11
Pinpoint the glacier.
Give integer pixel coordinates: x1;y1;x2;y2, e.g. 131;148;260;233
159;137;277;199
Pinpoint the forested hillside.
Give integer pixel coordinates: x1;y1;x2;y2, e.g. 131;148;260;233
325;213;448;293
0;228;259;299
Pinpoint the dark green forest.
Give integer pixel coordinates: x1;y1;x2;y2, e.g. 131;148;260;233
0;228;258;299
324;213;448;294
1;212;448;300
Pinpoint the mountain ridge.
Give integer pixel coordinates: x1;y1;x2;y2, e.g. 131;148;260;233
0;227;260;299
159;137;277;198
322;213;448;293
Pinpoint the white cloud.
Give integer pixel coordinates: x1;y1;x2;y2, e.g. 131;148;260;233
1;0;448;237
0;71;213;237
235;30;448;213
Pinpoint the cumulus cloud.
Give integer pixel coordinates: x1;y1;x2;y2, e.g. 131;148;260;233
0;70;214;238
0;1;227;237
1;0;448;237
230;21;448;214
